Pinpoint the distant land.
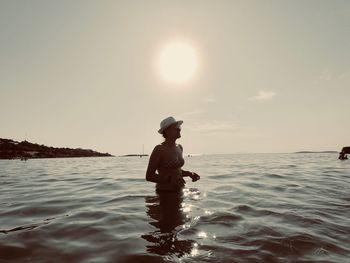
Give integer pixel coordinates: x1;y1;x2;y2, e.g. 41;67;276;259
294;151;338;154
119;154;149;157
0;138;113;159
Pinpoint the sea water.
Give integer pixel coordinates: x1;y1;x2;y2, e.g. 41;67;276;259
1;153;349;262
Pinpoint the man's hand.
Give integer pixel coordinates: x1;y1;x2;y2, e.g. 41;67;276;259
190;172;200;182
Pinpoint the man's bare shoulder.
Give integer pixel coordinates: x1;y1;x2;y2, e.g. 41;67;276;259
153;144;164;153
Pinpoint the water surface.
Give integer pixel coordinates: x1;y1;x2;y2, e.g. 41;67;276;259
1;153;349;262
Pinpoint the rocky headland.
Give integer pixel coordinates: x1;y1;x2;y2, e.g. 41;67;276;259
0;138;113;159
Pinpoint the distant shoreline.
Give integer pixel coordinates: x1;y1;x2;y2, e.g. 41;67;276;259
294;151;338;154
119;154;149;157
0;138;113;160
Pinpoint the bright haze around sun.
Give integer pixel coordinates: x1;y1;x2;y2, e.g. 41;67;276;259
158;41;199;85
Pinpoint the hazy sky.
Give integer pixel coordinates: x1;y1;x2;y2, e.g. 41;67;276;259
1;0;349;154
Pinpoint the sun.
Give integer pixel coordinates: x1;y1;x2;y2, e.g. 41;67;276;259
158;41;198;84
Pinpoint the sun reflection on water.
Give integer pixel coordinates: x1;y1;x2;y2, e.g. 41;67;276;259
190;243;199;256
198;231;208;238
182;204;192;213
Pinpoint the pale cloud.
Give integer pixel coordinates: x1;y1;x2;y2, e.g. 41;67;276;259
187;120;265;140
202;97;214;103
248;90;276;101
188;120;238;133
179;109;204;117
338;70;350;80
319;69;333;81
314;69;350;83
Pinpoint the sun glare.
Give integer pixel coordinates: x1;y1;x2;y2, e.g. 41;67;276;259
158;42;198;84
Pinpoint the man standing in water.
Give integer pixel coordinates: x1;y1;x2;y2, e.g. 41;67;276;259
146;116;200;192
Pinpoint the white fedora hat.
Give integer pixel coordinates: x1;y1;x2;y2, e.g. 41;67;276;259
158;116;183;134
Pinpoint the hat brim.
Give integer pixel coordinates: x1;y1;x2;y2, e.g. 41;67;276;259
158;120;183;134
